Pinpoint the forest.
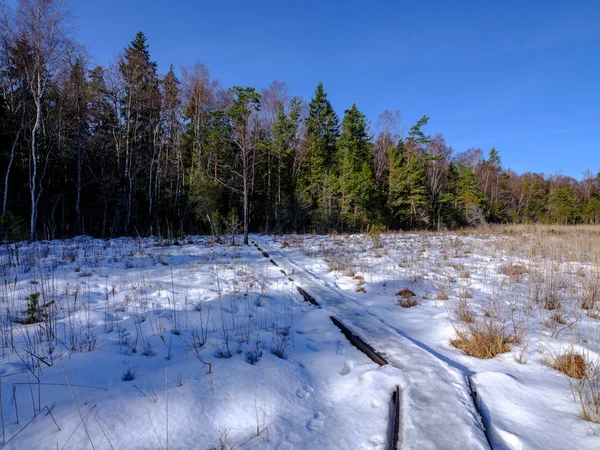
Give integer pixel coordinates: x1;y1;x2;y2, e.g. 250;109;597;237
1;0;599;243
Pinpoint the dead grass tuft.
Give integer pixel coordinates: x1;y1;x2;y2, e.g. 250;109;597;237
455;299;475;323
398;297;419;308
499;263;527;277
554;352;587;380
397;288;416;299
451;322;511;359
436;286;450;301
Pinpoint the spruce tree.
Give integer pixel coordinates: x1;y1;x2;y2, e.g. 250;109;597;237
272;98;301;230
118;31;161;231
337;104;377;230
298;83;340;230
387;116;431;228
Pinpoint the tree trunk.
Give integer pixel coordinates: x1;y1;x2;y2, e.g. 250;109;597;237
243;161;249;245
29;77;42;241
2;125;21;218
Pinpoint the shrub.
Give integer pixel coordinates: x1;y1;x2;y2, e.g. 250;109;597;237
272;326;291;359
245;339;263;365
72;331;99;353
436;286;450;300
142;342;156;357
122;366;137;381
454;299;475;323
368;224;385;249
567;356;600;423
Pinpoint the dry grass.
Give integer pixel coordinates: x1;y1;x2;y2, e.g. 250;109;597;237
397;288;416;299
396;288;418;307
454;299;475;323
567;355;600;423
451;333;510;359
553;352;587;379
436;285;450;300
551;312;567;325
451;321;512;359
398;297;419;308
499;263;527;277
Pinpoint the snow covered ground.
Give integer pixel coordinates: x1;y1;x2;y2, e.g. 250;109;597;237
0;231;598;449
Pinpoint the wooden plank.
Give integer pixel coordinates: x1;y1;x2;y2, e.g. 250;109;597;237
329;316;388;366
297;287;320;306
391;386;401;450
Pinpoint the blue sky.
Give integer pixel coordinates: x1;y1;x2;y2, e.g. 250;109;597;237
24;0;600;177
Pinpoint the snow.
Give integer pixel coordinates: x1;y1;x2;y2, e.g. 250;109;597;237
0;233;597;449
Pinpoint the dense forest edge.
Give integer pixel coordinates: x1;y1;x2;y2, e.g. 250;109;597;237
1;1;599;243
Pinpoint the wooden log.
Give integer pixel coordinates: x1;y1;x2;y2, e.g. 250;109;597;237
329;316;388;366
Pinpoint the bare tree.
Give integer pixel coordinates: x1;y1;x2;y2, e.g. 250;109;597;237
425;133;451;229
260;80;291;231
62;57;89;234
181;62;217;178
0;7;25;220
373;109;401;186
217;86;261;245
8;0;73;239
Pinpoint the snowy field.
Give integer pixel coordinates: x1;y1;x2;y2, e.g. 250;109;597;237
0;229;598;449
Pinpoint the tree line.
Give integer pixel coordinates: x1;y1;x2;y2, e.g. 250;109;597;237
1;0;599;242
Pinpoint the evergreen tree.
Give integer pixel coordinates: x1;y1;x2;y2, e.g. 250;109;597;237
272;98;301;230
298;83;339;230
337;104;377;230
118;31;161;231
548;186;579;224
456;164;487;224
86;65;119;237
388;116;431;228
63;59;90;234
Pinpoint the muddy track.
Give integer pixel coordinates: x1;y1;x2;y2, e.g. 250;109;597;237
253;236;493;450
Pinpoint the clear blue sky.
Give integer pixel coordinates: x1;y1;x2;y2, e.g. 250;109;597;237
41;0;600;177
